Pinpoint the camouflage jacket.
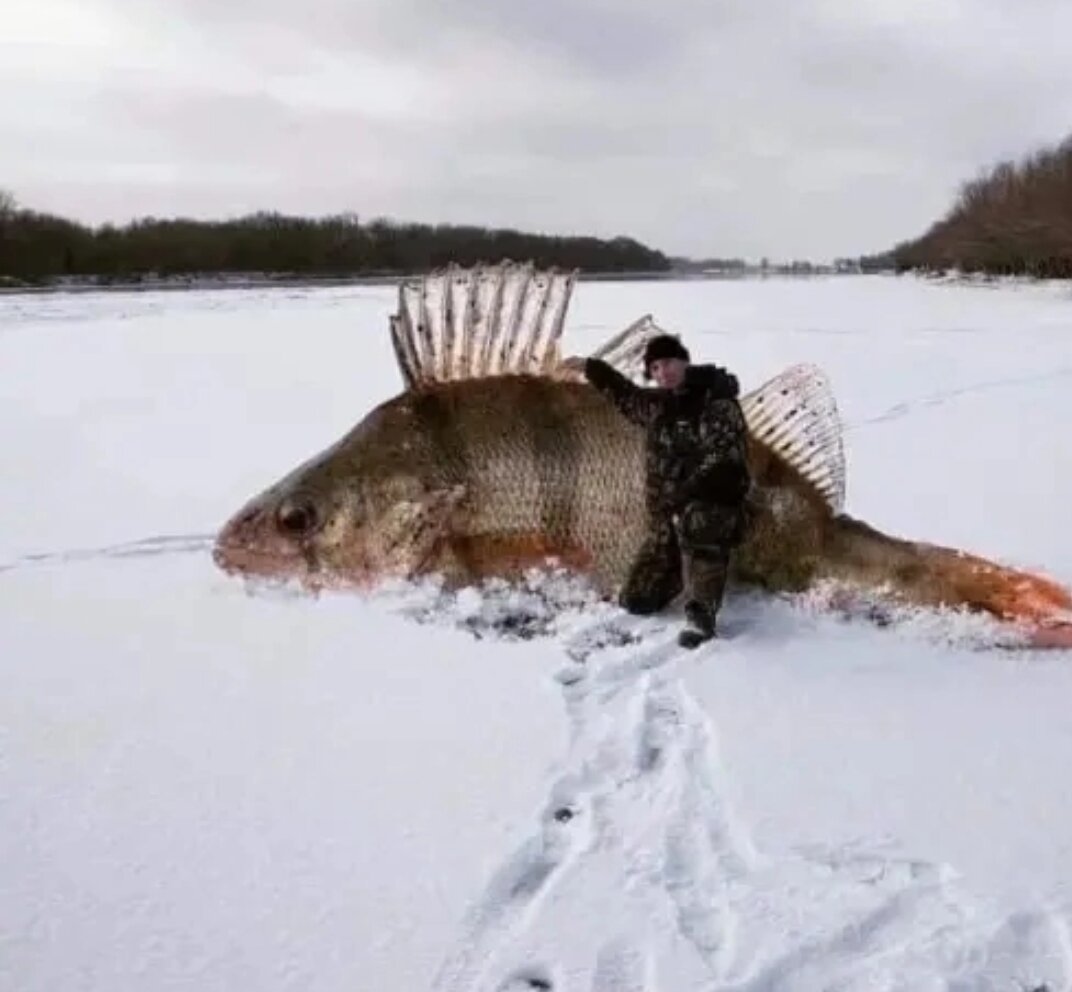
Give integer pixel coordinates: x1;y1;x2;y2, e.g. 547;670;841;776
584;358;751;516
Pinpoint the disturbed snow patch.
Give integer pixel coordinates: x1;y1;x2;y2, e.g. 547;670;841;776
368;566;1031;657
368;567;654;660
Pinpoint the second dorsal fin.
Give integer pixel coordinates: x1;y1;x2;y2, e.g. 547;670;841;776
740;363;847;513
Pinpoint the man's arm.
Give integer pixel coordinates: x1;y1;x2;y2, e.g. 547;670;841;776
677;398;751;507
581;357;657;426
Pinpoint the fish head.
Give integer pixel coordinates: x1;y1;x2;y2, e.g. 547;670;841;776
213;398;446;590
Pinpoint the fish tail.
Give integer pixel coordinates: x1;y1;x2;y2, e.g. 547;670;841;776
823;515;1072;648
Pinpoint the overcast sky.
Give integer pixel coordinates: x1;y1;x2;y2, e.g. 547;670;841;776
5;0;1072;260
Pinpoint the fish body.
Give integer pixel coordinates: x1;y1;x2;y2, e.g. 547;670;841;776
215;372;817;591
213;262;1072;648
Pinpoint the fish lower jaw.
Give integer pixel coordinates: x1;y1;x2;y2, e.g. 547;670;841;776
211;541;388;595
212;541;312;582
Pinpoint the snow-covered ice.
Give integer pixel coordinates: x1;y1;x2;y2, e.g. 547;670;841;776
3;274;1072;990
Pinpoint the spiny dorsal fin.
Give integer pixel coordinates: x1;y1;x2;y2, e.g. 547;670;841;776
390;261;578;387
740;363;846;513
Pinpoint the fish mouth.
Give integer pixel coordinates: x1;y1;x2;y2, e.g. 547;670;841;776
212;497;316;584
212;531;325;594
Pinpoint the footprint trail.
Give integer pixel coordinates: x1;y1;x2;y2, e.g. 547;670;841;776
429;607;1072;991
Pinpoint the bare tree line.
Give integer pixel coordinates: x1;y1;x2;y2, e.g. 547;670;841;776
891;132;1072;277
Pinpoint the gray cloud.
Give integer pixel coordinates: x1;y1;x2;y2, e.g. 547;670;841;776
5;0;1072;258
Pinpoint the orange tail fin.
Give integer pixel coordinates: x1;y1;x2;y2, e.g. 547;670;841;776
938;549;1072;648
826;516;1072;649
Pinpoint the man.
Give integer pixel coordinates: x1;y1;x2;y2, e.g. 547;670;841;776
566;334;751;648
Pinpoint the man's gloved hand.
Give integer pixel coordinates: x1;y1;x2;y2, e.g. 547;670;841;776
553;355;588;381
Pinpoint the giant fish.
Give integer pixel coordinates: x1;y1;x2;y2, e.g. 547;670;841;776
213;262;1072;648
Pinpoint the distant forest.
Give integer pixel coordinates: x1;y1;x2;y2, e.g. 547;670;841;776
887;132;1072;277
0;191;670;284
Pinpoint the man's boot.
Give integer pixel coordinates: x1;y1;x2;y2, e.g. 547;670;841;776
678;599;716;649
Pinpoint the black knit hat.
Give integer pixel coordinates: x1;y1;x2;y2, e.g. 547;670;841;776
643;334;690;378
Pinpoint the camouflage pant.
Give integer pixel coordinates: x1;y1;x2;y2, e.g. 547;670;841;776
619;501;742;621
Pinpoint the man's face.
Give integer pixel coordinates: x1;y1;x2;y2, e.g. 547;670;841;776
649;357;688;389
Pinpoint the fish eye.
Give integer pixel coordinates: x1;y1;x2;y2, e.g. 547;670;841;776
276;496;320;538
